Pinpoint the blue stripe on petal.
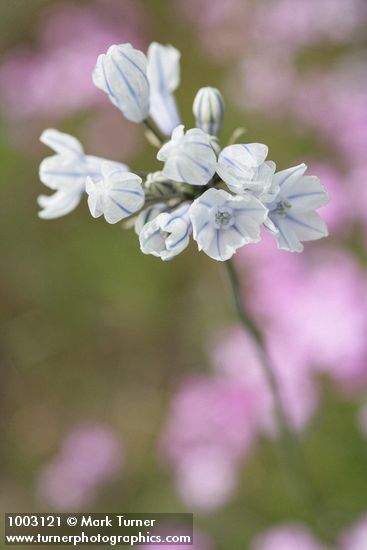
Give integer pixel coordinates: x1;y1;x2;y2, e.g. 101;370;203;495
111;58;139;103
110;197;132;216
187;141;212;148
196;220;209;237
278;165;305;187
43;170;101;179
285;214;325;234
102;57;122;108
220;155;243;170
167;226;190;249
111;188;143;197
119;50;149;86
286;191;325;201
184;153;212;176
240;144;256;160
47;136;83;158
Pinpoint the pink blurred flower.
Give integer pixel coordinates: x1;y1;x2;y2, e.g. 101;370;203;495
38;422;123;510
159;374;257;510
174;0;250;60
174;450;239;512
212;325;319;434
237;241;367;391
251;523;327;550
0;0;146;119
251;0;366;53
291;62;367;167
339;515;367;550
176;0;366;61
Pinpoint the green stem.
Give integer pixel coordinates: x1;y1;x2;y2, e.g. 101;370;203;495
224;259;290;434
143;119;166;146
223;259;327;524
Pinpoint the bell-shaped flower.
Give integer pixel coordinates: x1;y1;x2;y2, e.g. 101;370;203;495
93;43;150;123
264;163;329;252
134;203;167;235
38;129;127;219
86;164;144;224
157;125;217;186
147;42;181;136
193;87;224;137
189;188;268;261
139;203;192;261
217;143;275;198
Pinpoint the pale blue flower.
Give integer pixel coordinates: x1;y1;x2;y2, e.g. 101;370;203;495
139;203;191;261
157;125;217;186
264;163;329;252
93;43;150;123
217;143;276;199
189;188;268;261
134;203;167;235
38;129;127;219
147;42;181;136
86;164;144;224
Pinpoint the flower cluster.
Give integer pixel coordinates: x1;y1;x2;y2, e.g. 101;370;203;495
39;42;329;261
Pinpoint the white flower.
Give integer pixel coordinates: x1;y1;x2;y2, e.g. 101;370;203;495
38;129;127;219
264;163;329;252
147;42;181;136
93;43;150;123
139;203;191;261
134;203;167;235
86;164;144;224
189;188;268;261
217;143;276;198
193;87;224;137
157;125;217;186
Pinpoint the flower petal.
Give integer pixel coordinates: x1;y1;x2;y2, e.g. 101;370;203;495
190;189;267;261
86;166;144;224
38;190;82;219
283;210;329;242
40;129;84;158
135;203;167;235
149;91;181;137
139;204;191;261
283;175;329;211
93;44;150;123
147;42;181;135
147;43;181;93
274;163;307;195
266;216;304;253
158;126;217;186
217;143;269;192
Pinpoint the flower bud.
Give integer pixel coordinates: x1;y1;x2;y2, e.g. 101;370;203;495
86;163;144;224
93;43;150;123
139;203;191;261
193;87;224;137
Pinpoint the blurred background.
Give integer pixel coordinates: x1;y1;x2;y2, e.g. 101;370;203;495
1;0;367;548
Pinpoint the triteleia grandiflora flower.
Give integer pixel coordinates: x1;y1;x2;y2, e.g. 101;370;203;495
38;42;329;260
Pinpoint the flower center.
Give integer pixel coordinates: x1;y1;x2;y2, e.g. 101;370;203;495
212;206;234;229
275;200;291;216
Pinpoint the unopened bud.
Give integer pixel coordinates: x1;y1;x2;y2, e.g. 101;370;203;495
193;87;224;137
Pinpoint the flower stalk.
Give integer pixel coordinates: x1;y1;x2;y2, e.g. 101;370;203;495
223;258;325;521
